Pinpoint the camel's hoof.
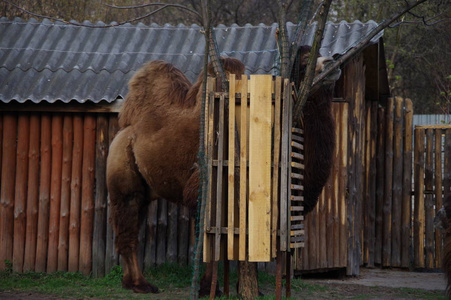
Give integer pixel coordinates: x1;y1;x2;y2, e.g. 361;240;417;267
198;287;222;298
122;277;159;294
132;283;159;294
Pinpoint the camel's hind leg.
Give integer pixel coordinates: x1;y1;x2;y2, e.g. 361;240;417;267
106;128;158;293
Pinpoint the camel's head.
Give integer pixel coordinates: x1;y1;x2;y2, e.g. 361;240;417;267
291;45;341;87
207;57;245;80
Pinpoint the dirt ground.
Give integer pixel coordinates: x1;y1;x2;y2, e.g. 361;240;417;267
0;268;447;299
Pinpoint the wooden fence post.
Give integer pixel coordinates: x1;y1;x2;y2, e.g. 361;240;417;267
68;114;84;273
414;127;425;268
13;114;30;273
382;98;394;267
391;97;403;267
47;114;63;273
23;114;41;272
57;115;73;271
35;114;52;273
0;114;17;270
92;114;108;277
79;115;96;275
401;99;413;268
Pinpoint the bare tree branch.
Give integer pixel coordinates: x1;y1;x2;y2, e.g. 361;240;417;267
288;0;315;74
105;2;202;22
2;0;202;27
292;0;332;124
389;11;449;27
310;0;428;94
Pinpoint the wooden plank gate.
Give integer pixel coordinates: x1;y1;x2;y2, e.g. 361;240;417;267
413;125;451;269
202;75;305;263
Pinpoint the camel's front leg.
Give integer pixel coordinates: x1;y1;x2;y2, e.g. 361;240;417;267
199;262;222;297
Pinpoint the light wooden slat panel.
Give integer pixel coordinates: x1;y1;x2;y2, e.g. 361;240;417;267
279;79;290;252
203;78;215;263
248;75;272;262
214;94;225;261
238;76;248;261
227;75;237;260
271;76;282;258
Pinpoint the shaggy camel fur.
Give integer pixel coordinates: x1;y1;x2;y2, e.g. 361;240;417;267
107;58;245;294
291;45;341;214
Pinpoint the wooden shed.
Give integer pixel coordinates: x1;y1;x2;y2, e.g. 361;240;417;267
1;18;442;278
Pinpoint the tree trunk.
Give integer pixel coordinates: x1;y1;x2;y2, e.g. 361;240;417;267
238;260;259;299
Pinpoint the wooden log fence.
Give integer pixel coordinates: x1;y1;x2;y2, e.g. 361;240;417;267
0;112;196;275
0;97;448;276
413;125;451;269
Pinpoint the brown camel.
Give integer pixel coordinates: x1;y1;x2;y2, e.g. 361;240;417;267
106;49;341;295
291;45;341;214
106;57;245;294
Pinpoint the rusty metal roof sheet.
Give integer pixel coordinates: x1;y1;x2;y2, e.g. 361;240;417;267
0;17;382;104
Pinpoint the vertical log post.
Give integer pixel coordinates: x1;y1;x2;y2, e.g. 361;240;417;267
79;115;96;275
68;115;84;273
92;114;108;277
47;114;63;273
383;98;394;267
13;114;30;273
424;128;434;269
57;115;73;271
401;99;413;268
35;114;52;273
414;127;425;268
0;114;17;270
434;128;443;267
156;198;168;265
23;114;41;272
391;98;403;267
375;107;385;265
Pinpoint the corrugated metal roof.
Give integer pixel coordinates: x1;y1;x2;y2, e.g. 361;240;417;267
413;114;451;127
0;17;383;104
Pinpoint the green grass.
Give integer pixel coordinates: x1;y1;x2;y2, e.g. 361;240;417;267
0;262;194;299
1;260;445;300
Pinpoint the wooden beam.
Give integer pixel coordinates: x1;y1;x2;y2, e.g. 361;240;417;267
248;75;272;262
